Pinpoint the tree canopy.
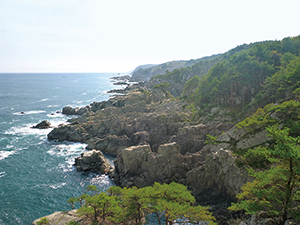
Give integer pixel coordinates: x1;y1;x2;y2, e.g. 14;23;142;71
69;182;216;225
228;125;300;224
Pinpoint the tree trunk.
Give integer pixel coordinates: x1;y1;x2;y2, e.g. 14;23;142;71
155;212;162;225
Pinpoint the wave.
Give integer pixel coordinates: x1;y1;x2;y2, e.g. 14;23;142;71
49;182;67;189
46;112;64;118
47;142;87;158
0;150;16;161
39;98;49;102
47;105;59;108
12;110;46;116
89;174;112;187
4;123;51;136
5;117;68;136
0;171;6;178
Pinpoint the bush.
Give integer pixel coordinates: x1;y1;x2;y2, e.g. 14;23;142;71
37;217;49;225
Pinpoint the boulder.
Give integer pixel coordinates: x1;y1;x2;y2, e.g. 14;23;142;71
74;150;114;175
31;120;51;129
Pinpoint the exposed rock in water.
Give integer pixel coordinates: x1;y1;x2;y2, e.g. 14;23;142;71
31;120;52;129
74;150;114;175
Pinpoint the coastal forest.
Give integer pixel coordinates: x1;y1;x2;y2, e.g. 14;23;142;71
35;35;300;225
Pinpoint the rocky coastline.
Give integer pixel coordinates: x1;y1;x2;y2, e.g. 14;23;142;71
32;75;279;224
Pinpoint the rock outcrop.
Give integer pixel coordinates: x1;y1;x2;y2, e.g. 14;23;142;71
47;86;273;212
31;210;89;225
114;143;194;187
74;150;114;175
172;122;234;155
48;88;193;155
62;105;91;115
114;141;250;202
31;120;52;129
186;147;249;203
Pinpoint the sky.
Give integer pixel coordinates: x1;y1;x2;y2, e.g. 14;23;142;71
0;0;299;73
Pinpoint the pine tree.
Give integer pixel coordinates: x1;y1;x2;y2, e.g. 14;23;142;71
229;126;300;224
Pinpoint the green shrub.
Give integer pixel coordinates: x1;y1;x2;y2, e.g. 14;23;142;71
66;221;80;225
37;217;49;225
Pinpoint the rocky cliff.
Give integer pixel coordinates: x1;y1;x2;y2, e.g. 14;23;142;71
47;86;270;206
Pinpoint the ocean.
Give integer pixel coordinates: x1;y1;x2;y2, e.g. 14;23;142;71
0;73;119;224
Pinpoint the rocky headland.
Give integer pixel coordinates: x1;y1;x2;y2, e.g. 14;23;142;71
32;35;300;224
42;81;276;224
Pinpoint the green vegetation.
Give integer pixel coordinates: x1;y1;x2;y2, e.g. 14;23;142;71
153;82;171;91
175;36;300;121
36;217;49;225
69;182;216;225
65;35;300;224
229;125;300;224
66;221;80;225
132;55;221;82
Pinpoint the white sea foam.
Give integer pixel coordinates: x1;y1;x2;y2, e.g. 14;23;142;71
13;110;46;116
46;112;64;118
0;150;16;160
0;171;6;178
47;142;87;157
47;105;59;108
39;98;49;102
5;117;69;136
6;144;14;149
81;93;87;95
90;174;112;188
49;182;67;189
87;98;96;102
5;123;50;136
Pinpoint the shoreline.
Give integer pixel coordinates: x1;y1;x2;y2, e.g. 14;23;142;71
42;76;248;224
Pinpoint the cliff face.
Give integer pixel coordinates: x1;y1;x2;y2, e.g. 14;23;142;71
113;123;268;203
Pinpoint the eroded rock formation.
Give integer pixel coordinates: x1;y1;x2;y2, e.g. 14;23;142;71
47;86;271;208
74;150;114;175
31;120;51;129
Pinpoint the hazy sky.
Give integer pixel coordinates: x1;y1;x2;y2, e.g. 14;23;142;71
0;0;299;73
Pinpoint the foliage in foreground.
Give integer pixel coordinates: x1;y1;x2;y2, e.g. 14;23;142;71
68;182;216;225
229;125;300;225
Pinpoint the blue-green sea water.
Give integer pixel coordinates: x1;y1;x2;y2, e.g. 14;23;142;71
0;73;119;224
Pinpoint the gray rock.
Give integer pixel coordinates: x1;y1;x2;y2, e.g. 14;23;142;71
31;120;51;129
236;130;272;149
114;143;193;188
186;148;250;202
62;105;91;115
31;210;89;225
74;150;114;175
93;134;132;155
